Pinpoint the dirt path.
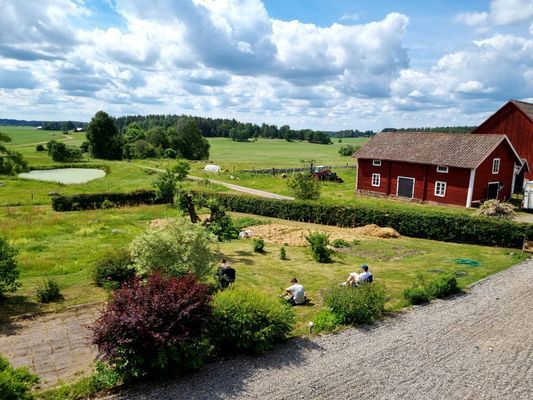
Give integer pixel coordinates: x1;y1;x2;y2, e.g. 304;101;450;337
101;260;533;400
0;304;100;388
135;164;294;200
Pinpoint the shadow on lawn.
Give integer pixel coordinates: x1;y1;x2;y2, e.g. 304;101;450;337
112;337;324;400
0;295;42;335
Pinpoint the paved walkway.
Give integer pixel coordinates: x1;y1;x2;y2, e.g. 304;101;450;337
102;260;533;400
0;304;100;388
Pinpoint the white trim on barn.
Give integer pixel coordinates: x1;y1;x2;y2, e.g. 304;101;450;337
466;168;476;208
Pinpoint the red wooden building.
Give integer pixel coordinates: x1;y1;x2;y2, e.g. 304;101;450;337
353;132;524;207
472;100;533;183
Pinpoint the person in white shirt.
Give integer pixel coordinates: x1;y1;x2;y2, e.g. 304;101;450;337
285;278;306;305
341;264;373;286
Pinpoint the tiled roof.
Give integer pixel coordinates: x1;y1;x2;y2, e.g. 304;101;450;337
511;100;533;122
353;132;518;169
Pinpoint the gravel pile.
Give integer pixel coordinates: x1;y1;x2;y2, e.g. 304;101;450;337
101;260;533;400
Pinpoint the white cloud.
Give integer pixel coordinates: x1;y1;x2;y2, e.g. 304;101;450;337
456;12;488;26
456;0;533;27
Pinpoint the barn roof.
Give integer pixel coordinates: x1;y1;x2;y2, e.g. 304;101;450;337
353;132;523;169
510;100;533;122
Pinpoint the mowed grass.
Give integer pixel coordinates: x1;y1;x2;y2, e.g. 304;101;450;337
0;206;525;334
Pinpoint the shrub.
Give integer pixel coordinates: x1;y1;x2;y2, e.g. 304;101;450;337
153;169;179;204
131;220;214;279
331;238;351;248
91;274;211;380
164;148;177;159
47;140;82;162
403;286;431;305
35;278;61;303
323;283;387;325
0;238;20;298
52;190;163;211
190;191;533;248
476;199;515;220
80;141;90;153
338;144;361;156
286;172;320;200
279;246;287;260
252;237;265;252
306;232;332;263
172;159;190;181
313;309;340;333
93;249;135;289
100;199;114;209
0;354;39;400
35;144;45;152
209;287;295;354
427;273;459;299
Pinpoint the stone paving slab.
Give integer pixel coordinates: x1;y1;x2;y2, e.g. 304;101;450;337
0;304;101;388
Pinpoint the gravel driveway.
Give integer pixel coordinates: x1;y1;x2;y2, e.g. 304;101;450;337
102;260;533;400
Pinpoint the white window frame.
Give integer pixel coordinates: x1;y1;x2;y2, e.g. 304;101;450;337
492;158;500;174
437;166;449;173
372;159;382;166
396;176;415;198
371;173;381;187
434;181;447;197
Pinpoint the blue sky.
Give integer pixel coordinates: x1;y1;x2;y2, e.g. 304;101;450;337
0;0;531;130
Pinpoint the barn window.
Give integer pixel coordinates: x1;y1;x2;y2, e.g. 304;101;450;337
492;158;500;174
372;173;381;187
372;160;382;166
435;181;447;197
437;166;448;173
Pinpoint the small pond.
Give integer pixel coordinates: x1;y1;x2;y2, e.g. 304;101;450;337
18;168;106;184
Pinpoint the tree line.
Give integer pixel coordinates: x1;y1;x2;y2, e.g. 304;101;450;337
382;126;477;133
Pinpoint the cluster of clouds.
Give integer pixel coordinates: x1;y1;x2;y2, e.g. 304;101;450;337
0;0;532;129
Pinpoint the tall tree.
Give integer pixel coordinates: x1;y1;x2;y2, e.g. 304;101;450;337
0;132;28;174
168;119;210;160
86;111;123;160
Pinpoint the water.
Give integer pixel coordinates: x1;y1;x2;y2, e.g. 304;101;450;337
18;168;106;184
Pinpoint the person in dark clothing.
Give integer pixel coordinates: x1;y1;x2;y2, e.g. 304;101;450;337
217;259;236;289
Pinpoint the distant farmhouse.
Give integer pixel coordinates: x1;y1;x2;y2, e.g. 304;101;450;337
354;132;523;207
472;100;533;183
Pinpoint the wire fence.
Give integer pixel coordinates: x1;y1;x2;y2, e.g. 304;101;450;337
239;164;356;175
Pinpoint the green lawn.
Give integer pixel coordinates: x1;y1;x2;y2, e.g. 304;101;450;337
0;205;525;334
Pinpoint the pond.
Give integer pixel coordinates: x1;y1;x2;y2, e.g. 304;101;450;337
18;168;106;184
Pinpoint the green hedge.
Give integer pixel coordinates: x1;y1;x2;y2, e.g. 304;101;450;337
52;190;163;211
192;191;533;248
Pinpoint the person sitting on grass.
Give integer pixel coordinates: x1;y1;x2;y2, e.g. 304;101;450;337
284;278;306;305
216;258;236;289
341;264;373;286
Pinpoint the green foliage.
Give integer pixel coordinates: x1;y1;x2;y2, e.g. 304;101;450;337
338;144;361;156
0;132;28;174
0;354;39;400
192;191;533;248
35;144;45;152
323;283;387;325
209;287;295;354
403;286;431;305
306;232;332;263
172;159;191;180
86;111;123;160
167;119;210;160
476;199;515;220
100;199;114;209
331;238;350;248
79;141;90;153
93;249;135;289
233;217;269;231
279;246;287;260
313;309;341;333
0;238;20;298
130;220;214;279
35;278;61;303
286;172;320;200
252;237;265;252
52;190;163;211
46;140;82;162
427;273;459;298
153;169;179;203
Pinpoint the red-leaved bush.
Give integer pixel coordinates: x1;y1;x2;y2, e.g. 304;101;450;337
91;274;211;380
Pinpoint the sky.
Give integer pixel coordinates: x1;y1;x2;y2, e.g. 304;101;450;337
0;0;532;131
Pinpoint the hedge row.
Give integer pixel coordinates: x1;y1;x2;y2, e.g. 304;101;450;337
52;190;163;211
193;191;533;248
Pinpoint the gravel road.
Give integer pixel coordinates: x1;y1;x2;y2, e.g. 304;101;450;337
102;260;533;400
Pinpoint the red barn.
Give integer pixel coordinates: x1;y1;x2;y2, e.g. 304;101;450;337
353;132;524;207
472;100;533;184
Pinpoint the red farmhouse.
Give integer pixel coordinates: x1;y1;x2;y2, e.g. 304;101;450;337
472;100;533;183
353;132;524;207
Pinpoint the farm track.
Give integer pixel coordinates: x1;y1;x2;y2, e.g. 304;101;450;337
101;259;533;400
134;164;294;200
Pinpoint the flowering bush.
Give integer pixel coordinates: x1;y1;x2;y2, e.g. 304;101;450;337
91;274;211;380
